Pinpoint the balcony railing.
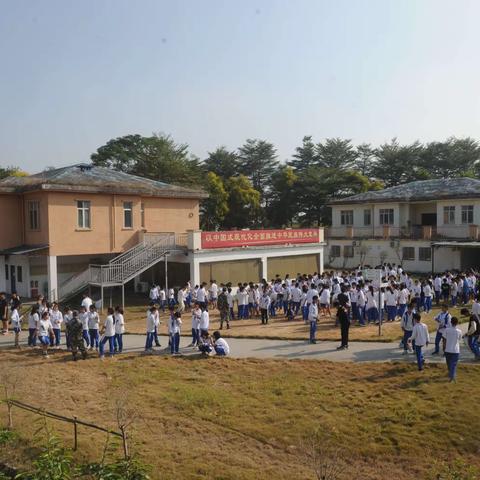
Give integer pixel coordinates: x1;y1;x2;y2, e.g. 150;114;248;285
325;224;480;241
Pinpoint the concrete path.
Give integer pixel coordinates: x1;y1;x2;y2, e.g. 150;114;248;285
0;328;477;364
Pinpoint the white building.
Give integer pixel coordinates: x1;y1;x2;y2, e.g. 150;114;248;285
327;178;480;273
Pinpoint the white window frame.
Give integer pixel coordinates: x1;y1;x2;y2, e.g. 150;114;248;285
443;206;455;225
461;205;474;225
123;201;133;229
379;208;394;225
77;200;91;229
28;200;40;230
340;210;353;226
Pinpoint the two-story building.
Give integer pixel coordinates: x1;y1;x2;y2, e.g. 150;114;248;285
327;178;480;273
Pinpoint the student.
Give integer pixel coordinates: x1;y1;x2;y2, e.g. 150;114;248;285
63;306;73;350
0;293;8;335
290;283;302;316
114;306;125;353
385;287;398;322
10;304;23;348
168;287;175;307
209;280;218;309
38;311;54;357
319;285;331;318
158;287;167;312
400;303;415;354
81;293;93;312
227;287;235;320
259;289;271;325
461;308;480;359
432;304;451;355
145;306;157;353
365;286;378;324
441;279;451;304
409;313;430;371
28;305;40;347
50;303;63;349
197;283;207;309
79;306;90;349
212;330;230;356
87;305;100;351
443;316;463;382
308;295;319;344
99;307;116;359
189;303;202;347
236;286;249;319
200;306;209;336
423;281;433;313
198;330;213;356
177;286;186;314
168;311;182;355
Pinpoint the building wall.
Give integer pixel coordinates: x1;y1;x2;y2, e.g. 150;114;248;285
0;195;22;249
23;191;50;247
143;197;199;233
436;199;480;226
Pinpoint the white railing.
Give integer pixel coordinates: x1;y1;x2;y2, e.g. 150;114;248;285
58;268;92;301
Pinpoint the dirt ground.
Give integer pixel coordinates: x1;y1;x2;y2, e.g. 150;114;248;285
0;350;478;479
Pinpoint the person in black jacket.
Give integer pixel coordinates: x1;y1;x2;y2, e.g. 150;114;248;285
336;286;351;350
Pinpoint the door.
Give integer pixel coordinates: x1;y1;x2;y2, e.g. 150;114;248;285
421;213;437;226
10;265;16;293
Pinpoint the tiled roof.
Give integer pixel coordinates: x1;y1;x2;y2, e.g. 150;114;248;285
330;178;480;205
0;163;207;199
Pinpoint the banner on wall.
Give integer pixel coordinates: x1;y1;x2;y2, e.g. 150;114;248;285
201;229;320;249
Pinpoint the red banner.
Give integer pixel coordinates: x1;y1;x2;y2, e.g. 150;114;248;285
201;229;320;249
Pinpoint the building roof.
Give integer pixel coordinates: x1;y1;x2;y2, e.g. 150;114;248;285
330;177;480;205
0;163;208;199
0;244;49;255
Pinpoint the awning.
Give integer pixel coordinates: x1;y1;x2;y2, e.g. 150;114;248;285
432;242;480;248
0;244;49;255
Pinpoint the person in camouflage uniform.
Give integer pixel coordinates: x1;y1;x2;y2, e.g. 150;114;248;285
217;287;230;330
66;310;87;361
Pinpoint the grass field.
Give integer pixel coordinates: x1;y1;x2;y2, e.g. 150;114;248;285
121;303;468;342
0;350;479;479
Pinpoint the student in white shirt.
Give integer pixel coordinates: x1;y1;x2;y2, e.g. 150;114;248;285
443;316;463;382
409;313;430;371
259;289;271;325
177;287;186;314
79;306;90;349
236;286;249;319
290;283;302;316
145;306;157;352
50;303;63;349
319;287;331;318
99;307;116;358
400;303;415;354
433;304;451;355
28;304;40;347
200;307;210;334
308;296;319;344
114;306;125;353
168;311;182;355
385;287;398;322
213;330;230;356
209;281;218;309
81;294;93;312
87;305;100;351
10;305;23;348
197;283;207;309
423;281;433;313
189;303;202;347
365;286;378;323
38;311;54;357
168;288;175;307
158;287;167;312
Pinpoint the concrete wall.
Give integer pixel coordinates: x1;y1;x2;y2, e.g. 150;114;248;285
0;195;22;249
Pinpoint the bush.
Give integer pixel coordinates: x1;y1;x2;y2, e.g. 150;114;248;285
79;457;150;480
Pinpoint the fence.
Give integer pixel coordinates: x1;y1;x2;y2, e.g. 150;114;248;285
4;399;129;459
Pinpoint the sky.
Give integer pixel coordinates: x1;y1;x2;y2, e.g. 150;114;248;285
1;0;480;172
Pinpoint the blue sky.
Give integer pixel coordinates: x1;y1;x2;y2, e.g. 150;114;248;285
1;0;479;172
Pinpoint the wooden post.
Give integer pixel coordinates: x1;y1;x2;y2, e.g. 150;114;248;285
7;401;13;430
120;425;129;460
73;416;78;451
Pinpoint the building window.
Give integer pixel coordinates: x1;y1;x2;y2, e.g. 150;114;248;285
16;266;22;283
123;202;133;228
330;245;341;258
343;245;354;258
340;210;353;226
379;209;394;225
5;265;8;280
443;206;455;225
28;201;40;230
364;209;371;226
140;203;145;228
77;201;91;229
461;205;474;224
402;247;415;261
419;247;431;262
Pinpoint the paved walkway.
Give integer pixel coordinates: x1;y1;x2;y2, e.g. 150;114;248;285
0;328;477;364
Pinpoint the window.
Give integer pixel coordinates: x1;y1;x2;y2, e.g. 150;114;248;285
343;245;354;258
330;245;341;258
461;205;474;224
379;208;394;225
364;209;371;226
340;210;353;226
402;247;415;261
419;247;431;262
28;201;40;230
5;265;8;280
77;201;91;229
123;202;133;228
16;266;22;283
443;206;455;225
140;203;145;228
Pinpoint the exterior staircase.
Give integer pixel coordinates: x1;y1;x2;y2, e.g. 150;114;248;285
57;232;187;302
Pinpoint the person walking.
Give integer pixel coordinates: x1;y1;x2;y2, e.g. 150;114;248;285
114;306;125;353
432;304;451;355
168;311;182;355
145;306;157;353
443;316;463;382
400;303;415;354
308;295;319;344
409;313;430;371
99;307;115;359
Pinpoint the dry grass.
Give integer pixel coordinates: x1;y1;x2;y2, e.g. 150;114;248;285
122;303;468;342
0;350;478;479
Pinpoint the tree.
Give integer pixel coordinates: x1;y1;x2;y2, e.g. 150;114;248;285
238;139;279;195
200;172;229;230
223;175;261;229
316;138;357;170
288;136;317;172
266;166;298;227
203;146;241;180
91;133;202;186
0;166;27;179
354;143;375;177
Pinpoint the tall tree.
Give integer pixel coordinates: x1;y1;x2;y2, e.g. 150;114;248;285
203;146;241;180
238;139;279;194
0;166;27;179
223;175;261;229
288;136;317;172
91;133;202;186
266;166;299;227
200;172;229;230
316;138;357;170
354;143;376;177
